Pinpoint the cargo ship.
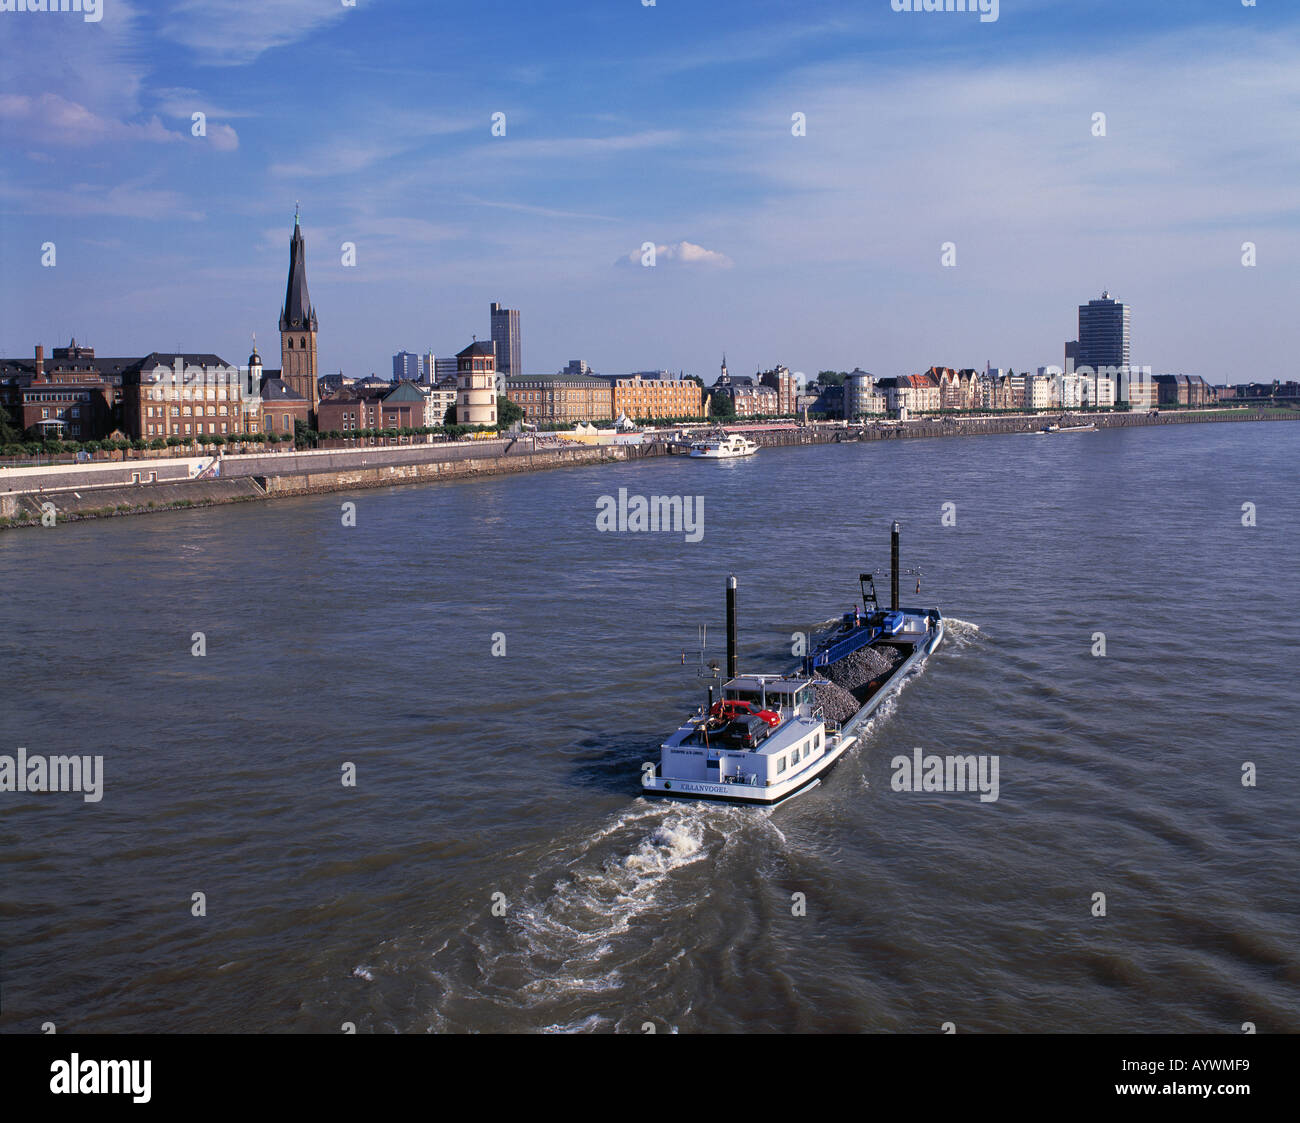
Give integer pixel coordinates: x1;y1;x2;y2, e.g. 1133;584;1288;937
641;522;943;805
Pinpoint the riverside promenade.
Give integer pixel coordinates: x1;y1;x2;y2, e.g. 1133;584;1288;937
1;408;1294;529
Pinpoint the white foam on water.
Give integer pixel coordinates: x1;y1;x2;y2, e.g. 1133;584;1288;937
538;1013;612;1033
367;787;797;1028
942;618;982;650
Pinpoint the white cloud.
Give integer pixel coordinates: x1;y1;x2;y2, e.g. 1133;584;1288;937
616;241;733;268
208;123;240;152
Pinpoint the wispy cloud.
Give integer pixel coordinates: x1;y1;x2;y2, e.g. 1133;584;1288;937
0;93;182;146
461;195;619;223
485;130;682;159
159;0;349;65
151;87;257;119
0;179;197;220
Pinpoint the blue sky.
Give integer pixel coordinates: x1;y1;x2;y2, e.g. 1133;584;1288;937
1;0;1297;383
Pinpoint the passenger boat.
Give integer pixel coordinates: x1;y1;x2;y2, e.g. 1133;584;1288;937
1042;421;1097;433
689;434;758;459
642;522;943;805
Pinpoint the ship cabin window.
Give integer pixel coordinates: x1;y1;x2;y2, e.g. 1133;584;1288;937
777;757;788;774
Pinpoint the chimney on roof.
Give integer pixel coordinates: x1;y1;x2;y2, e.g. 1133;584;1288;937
35;344;44;378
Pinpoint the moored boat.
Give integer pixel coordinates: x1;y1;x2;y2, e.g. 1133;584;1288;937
689;434;758;459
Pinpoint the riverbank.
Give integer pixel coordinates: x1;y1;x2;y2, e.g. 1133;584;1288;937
0;441;664;529
1;406;1294;530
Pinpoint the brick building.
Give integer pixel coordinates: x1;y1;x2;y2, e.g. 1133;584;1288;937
317;388;385;433
121;352;254;441
506;373;612;424
757;364;797;415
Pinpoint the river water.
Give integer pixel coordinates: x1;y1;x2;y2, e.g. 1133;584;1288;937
1;421;1297;1033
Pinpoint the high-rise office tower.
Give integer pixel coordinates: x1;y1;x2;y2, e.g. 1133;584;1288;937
393;351;421;382
1075;291;1130;372
490;302;521;379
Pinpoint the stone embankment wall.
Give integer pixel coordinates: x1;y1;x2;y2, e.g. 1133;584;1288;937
0;442;661;528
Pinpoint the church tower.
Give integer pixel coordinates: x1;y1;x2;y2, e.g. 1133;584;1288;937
279;205;320;415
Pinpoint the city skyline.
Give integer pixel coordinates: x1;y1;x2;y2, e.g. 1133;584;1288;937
2;1;1297;383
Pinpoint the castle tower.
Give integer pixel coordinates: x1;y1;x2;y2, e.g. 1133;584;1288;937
455;339;499;428
279;205;320;416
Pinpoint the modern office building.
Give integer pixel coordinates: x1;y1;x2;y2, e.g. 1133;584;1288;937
392;350;435;382
489;302;521;379
1072;291;1130;373
844;370;884;417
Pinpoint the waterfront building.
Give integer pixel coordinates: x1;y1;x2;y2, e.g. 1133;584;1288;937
122;351;255;440
0;340;146;439
490;302;521;380
1025;371;1053;410
279;207;320;418
1083;369;1117;408
1054;369;1085;409
711;356;771;417
732;382;779;416
929;367;966;410
1075;291;1130;374
376;380;427;429
1155;374;1213;407
435;356;459;382
260;378;309;436
1122;368;1158;410
758;364;798;414
317;388;385;433
800;381;845;418
506;373;611;424
456;341;499;427
887;373;940;414
845;370;884;417
423;376;459;426
2;344;115;439
608;373;706;420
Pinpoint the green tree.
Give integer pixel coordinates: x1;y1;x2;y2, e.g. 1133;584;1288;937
708;391;736;420
817;370;848;386
0;407;23;444
497;394;524;426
